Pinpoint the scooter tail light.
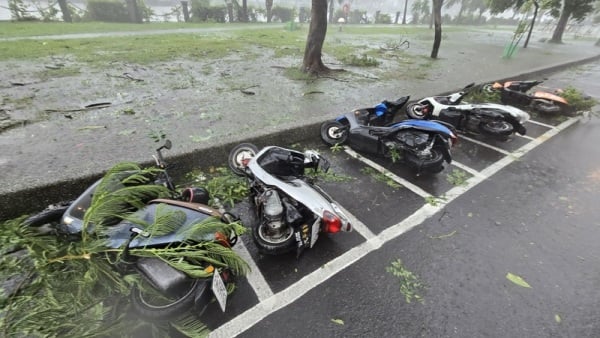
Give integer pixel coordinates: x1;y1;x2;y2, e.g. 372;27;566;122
450;133;458;147
322;210;342;233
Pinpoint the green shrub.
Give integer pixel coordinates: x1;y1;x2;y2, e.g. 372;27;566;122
559;86;598;112
85;0;129;22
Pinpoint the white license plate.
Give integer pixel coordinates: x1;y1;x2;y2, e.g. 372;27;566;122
212;271;228;312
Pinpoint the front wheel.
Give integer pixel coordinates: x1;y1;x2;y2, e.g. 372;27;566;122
531;100;562;114
404;147;445;174
320;120;348;146
252;220;296;255
405;103;428;119
228;143;259;176
479;120;514;141
130;279;207;320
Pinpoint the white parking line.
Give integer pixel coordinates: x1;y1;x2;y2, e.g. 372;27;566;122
209;116;579;338
233;241;273;302
342;147;432;199
459;135;511;155
338;204;376;240
516;134;536;141
451;160;485;179
527;119;559;129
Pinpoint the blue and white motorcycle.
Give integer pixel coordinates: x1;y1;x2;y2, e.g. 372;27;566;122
320;96;458;174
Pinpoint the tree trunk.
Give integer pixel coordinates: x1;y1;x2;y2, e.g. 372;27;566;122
266;0;273;23
402;0;408;24
328;0;334;23
431;0;443;58
242;0;248;22
596;37;600;46
302;0;329;74
57;0;72;22
523;1;538;48
549;7;571;43
227;2;234;23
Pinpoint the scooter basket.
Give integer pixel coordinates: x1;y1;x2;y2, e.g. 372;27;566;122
136;257;190;295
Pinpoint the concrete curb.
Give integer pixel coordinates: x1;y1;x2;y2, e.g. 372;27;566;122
2;54;599;221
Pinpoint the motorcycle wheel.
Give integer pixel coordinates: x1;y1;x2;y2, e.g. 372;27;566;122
405;103;427;119
228;143;259;176
404;147;445;174
252;220;296;255
320;120;348;146
531;100;562;114
482;83;498;93
479;121;513;141
130;278;206;320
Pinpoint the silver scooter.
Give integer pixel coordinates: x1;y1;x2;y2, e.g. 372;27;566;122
228;143;352;256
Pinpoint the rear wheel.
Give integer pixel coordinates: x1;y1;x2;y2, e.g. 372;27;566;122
228;143;259;176
405;103;428;119
252;219;296;255
320;120;348;146
531;100;561;114
479;120;513;141
404;147;445;174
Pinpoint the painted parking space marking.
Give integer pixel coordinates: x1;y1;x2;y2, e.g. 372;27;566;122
233;241;273;302
338;204;376;241
343;147;432;199
516;134;536;141
459;135;512;155
527;119;560;129
451;160;485;179
211;116;580;337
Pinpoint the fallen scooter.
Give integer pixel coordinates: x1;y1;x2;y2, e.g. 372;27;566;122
483;79;572;115
228;143;352;257
406;83;530;141
320;96;458;174
23;140;248;320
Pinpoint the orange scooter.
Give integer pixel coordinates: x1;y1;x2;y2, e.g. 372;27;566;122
483;80;572;115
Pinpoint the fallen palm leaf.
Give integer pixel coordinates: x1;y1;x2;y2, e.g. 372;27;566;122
506;272;531;288
331;318;344;325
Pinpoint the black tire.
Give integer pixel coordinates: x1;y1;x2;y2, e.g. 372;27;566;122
228;143;259;176
252;219;296;255
404;147;445;174
531;100;561;114
130;278;206;320
482;83;498;93
320;120;348;146
405;103;428;119
479;120;513;141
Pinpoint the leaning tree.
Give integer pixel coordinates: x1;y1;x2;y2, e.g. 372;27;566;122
431;0;444;58
302;0;330;74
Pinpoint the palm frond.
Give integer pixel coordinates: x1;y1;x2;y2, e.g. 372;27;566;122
171;313;210;338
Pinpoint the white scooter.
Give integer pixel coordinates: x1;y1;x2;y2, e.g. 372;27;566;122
228;144;352;257
406;83;530;141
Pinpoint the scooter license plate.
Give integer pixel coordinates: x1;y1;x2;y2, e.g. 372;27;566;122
212;271;228;312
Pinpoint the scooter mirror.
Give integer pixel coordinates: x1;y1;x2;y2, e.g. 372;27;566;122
163;139;172;150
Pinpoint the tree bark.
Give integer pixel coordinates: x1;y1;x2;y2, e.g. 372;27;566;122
328;0;334;23
242;0;248;22
57;0;72;22
266;0;273;23
302;0;329;74
402;0;408;24
431;0;443;58
549;7;571;43
523;1;539;48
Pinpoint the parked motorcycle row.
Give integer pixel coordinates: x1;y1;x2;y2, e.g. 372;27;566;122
14;79;561;333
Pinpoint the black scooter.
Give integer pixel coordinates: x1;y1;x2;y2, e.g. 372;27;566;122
23;140;246;320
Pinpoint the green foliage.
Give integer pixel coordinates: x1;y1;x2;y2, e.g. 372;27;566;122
85;0;130;22
271;6;294;22
186;167;249;208
0;163;249;337
465;86;501;103
342;54;380;67
360;167;402;189
559;86;598;112
190;0;226;23
446;169;469;186
386;259;425;303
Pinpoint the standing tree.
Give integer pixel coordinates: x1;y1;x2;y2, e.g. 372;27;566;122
548;0;594;43
431;0;443;58
302;0;330;74
266;0;273;22
402;0;409;23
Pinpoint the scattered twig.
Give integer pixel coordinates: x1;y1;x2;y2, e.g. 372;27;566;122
106;73;144;82
302;91;324;96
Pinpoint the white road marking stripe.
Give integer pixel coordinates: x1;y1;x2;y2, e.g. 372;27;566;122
516;134;535;141
343;147;432;199
337;204;376;240
232;241;273;302
450;160;485;179
527;119;559;129
459;135;511;155
209;117;578;338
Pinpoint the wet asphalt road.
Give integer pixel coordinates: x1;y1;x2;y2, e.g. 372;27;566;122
192;62;600;337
